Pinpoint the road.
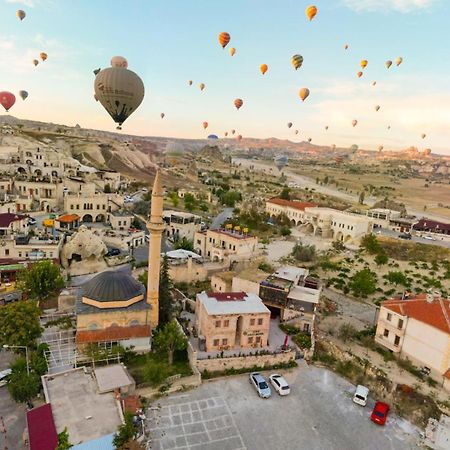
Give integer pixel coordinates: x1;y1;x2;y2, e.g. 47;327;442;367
374;228;450;249
211;207;234;229
146;364;420;450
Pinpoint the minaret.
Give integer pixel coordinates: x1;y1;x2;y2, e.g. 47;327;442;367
146;170;165;327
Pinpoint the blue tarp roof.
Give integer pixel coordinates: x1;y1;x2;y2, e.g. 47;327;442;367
72;434;114;450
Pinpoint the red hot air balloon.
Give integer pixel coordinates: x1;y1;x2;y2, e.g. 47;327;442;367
0;92;16;112
218;32;231;48
234;98;243;110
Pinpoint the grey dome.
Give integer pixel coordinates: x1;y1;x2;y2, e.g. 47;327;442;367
82;271;145;303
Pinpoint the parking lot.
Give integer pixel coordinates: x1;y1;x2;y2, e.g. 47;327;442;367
146;363;420;450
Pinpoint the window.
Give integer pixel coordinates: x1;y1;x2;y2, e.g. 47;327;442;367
222;338;228;346
223;320;229;327
215;320;221;328
255;336;261;344
213;339;219;347
76;205;79;210
387;313;392;322
394;335;400;346
398;319;404;329
248;337;254;344
5;249;9;256
257;318;263;326
250;318;255;326
383;329;389;338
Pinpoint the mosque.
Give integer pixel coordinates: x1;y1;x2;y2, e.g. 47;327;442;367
75;171;164;352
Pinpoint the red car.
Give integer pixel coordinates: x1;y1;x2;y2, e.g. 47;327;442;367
371;402;390;426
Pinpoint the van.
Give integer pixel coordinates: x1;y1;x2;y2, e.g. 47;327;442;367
353;385;369;406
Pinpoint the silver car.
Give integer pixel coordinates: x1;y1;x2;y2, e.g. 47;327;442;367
249;372;271;398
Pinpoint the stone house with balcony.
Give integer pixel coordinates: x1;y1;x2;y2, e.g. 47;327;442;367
64;193;123;223
163;210;202;242
375;293;450;388
195;291;270;352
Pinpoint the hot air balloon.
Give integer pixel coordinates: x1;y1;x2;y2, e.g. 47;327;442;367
372;81;377;86
225;132;228;137
199;83;205;91
360;60;368;69
308;138;312;143
299;88;310;102
40;52;48;62
234;98;243;110
160;113;165;119
396;57;403;66
237;134;242;141
421;133;426;139
218;32;231;49
231;129;235;135
344;44;349;50
94;94;98;102
291;54;304;70
0;92;16;112
19;90;28;101
111;56;128;68
387;125;391;130
188;80;193;86
32;59;39;67
325;125;329;130
378;145;383;152
287;122;293;129
229;47;236;57
208;134;218;139
352;119;358;127
274;155;288;171
305;5;318;21
202;122;208;129
295;130;299;135
16;10;25;21
260;64;268;75
94;62;145;130
357;71;363;78
385;60;392;69
375;105;380;111
93;68;101;75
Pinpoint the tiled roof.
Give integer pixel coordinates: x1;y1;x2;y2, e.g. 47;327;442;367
76;324;151;343
444;369;450;380
413;218;450;232
56;214;80;223
382;294;450;334
0;212;27;228
26;403;58;450
267;197;317;211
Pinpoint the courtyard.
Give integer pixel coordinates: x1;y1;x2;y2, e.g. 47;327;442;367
146;363;419;450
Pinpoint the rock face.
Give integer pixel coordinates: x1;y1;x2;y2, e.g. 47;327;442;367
61;225;108;276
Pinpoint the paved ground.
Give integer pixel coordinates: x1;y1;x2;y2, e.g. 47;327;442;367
146;364;420;450
0;352;27;450
375;228;450;249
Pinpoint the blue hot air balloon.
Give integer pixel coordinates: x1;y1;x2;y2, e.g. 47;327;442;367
207;134;219;139
274;155;288;171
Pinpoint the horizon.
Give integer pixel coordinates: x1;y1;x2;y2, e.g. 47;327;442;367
0;0;449;155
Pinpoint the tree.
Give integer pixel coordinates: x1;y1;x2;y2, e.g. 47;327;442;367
220;190;241;207
291;242;316;262
17;260;64;300
133;200;150;216
385;271;409;286
131;217;142;229
174;237;194;251
169;192;180;207
338;323;357;343
153;320;187;365
104;184;112;193
348;269;377;298
280;187;291;200
0;301;43;348
56;428;73;450
159;256;174;326
360;234;381;254
358;191;365;205
374;253;389;266
113;412;136;449
183;193;197;211
7;360;41;403
280;225;291;236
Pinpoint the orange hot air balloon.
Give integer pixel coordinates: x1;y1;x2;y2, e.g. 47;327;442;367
160;113;165;119
40;52;48;62
202;122;208;129
360;60;368;69
229;47;236;57
375;105;380;111
218;32;231;49
260;64;268;75
234;98;243;110
357;71;363;78
32;59;39;67
16;9;25;21
231;129;235;135
199;83;205;91
237;134;242;141
305;5;318;21
299;88;310;101
0;92;16;112
352;119;358;127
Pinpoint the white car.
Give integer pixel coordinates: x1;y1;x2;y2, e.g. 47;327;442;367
353;384;369;406
0;369;12;388
269;374;290;396
423;235;436;241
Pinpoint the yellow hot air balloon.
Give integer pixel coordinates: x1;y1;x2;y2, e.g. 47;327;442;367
260;64;268;75
229;47;236;57
299;88;310;101
94;63;145;130
32;59;39;67
357;71;363;78
202;121;208;129
344;44;349;50
218;32;231;48
375;105;380;111
16;9;25;21
352;119;358;127
287;122;293;129
396;57;403;66
305;5;318;21
188;80;193;86
360;60;368;69
291;54;304;70
421;133;426;139
40;52;48;62
161;113;165;119
110;56;128;68
234;98;243;110
199;83;205;91
385;60;392;69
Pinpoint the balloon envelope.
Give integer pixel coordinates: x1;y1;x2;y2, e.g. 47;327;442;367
357;71;363;78
234;98;243;110
208;134;218;139
19;90;28;100
202;122;208;129
305;5;318;21
352;119;358;127
229;47;236;56
396;57;403;66
299;88;310;101
218;32;231;48
287;122;293;128
385;60;392;69
188;80;193;86
274;155;288;171
40;52;48;62
32;59;39;67
291;54;303;70
160;113;165;119
360;60;368;69
16;9;25;20
199;83;205;91
94;67;144;129
0;92;16;112
110;56;128;68
260;64;268;75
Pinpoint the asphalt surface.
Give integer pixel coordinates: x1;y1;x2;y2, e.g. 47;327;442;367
211;208;234;230
374;228;450;249
146;364;419;450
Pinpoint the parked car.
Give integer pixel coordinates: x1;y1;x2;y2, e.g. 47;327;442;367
27;217;37;226
398;233;412;240
249;372;271;398
105;248;120;257
141;188;148;193
0;369;12;388
423;235;436;241
269;374;290;396
353;385;369;406
371;401;390;425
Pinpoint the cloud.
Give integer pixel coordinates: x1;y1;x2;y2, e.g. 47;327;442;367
342;0;437;13
5;0;35;7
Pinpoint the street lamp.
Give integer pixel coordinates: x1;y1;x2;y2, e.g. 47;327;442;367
2;344;29;375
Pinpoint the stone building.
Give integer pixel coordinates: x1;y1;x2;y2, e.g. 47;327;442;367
163;210;202;242
265;198;317;226
64;193;123;223
195;291;270;352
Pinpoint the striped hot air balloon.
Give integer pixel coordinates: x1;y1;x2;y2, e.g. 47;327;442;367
291;54;304;70
218;32;231;48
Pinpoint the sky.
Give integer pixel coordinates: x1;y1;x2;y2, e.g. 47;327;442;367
1;0;449;154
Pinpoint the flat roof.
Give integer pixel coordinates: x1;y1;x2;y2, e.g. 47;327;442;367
42;368;122;445
288;286;320;304
94;364;134;393
273;266;307;282
163;209;202;219
198;291;270;316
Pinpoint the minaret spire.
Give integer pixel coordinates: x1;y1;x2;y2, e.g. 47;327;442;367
146;169;165;327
